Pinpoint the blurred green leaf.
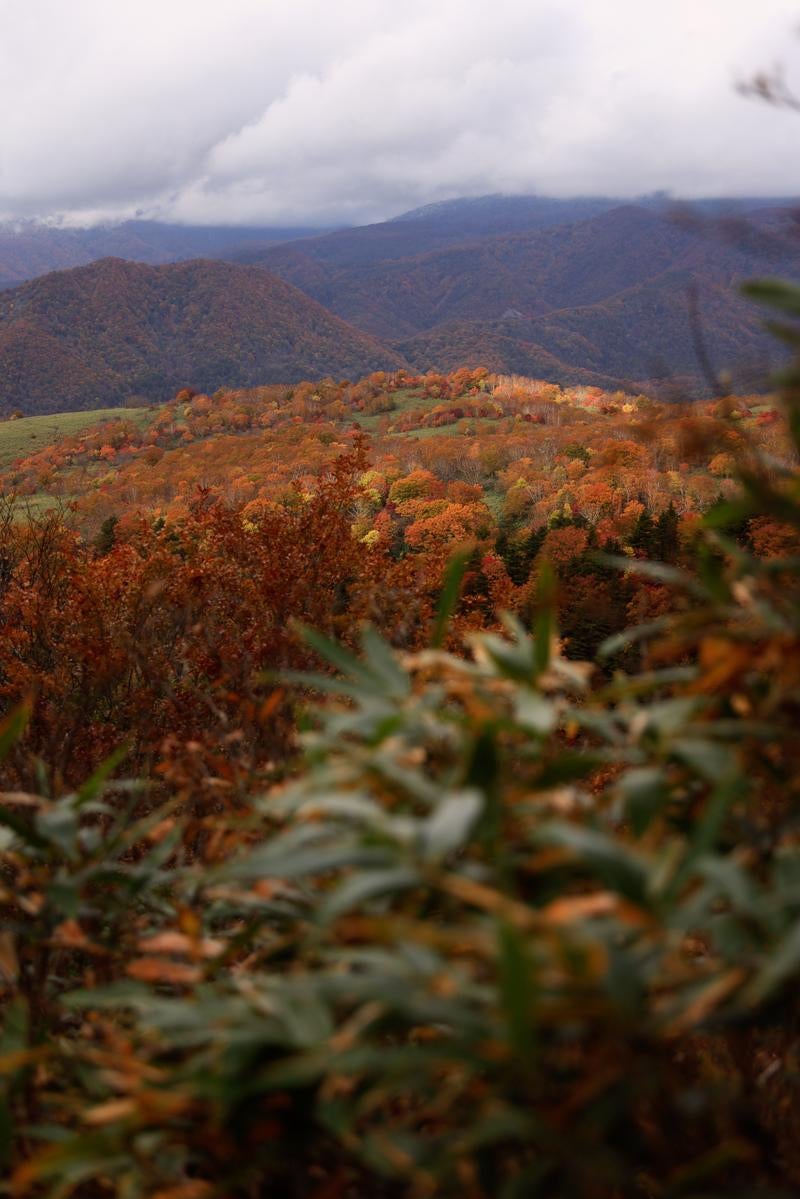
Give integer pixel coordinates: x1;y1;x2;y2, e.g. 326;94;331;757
497;921;537;1065
0;704;29;764
533;558;556;675
321;867;420;920
745;922;800;1006
537;822;649;902
618;767;669;836
742;277;800;317
422;789;483;859
432;544;473;648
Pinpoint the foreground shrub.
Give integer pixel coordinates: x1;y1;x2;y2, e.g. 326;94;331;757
2;503;799;1195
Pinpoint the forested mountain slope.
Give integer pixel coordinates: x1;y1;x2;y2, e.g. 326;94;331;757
233;194;625;274
3;200;798;414
0;257;404;414
398;267;778;391
246;204;800;391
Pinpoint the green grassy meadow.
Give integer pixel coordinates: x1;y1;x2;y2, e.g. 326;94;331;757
0;407;151;469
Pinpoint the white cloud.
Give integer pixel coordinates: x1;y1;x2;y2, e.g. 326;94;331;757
0;0;798;225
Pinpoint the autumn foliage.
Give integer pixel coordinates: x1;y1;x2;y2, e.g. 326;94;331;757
0;335;798;1197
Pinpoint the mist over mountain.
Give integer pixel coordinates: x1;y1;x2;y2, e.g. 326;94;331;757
0;220;327;289
7;193;795;290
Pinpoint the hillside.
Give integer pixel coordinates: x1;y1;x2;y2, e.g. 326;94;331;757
3;199;798;406
0;405;150;468
2;365;787;542
5;195;794;290
0;258;404;414
397;268;777;392
234;194;798;278
245;203;800;391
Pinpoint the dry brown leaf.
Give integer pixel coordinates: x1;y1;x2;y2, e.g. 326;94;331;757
253;879;288;899
126;957;201;985
178;908;202;937
259;689;285;722
0;791;44;807
0;930;18;983
147;818;176;843
52;919;89;947
439;873;537;928
0;1048;45;1076
83;1098;138;1125
541;893;618;925
18;893;44;916
137;931;193;955
692;638;751;693
138;931;225;959
666;968;746;1034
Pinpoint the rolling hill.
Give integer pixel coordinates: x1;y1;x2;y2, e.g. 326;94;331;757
397;267;782;392
0;258;404;414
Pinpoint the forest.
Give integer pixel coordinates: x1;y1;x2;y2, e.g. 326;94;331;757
0;258;403;416
0;271;797;1197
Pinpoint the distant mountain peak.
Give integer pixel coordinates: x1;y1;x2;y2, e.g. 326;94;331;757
390;194;510;222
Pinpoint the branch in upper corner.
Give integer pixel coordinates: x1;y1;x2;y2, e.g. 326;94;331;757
737;64;800;112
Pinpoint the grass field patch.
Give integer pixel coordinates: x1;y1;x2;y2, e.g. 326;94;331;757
0;407;152;468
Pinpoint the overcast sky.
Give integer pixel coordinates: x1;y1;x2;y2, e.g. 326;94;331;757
1;0;799;227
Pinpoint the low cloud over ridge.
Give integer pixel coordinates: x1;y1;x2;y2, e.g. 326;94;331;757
1;0;798;226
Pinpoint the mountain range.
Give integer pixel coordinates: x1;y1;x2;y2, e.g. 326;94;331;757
0;220;326;290
1;195;798;414
242;202;800;388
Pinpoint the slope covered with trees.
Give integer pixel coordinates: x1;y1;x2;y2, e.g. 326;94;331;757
1;363;793;674
0;258;404;414
3;201;797;414
246;204;800;391
231;194;628;276
397;268;776;392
